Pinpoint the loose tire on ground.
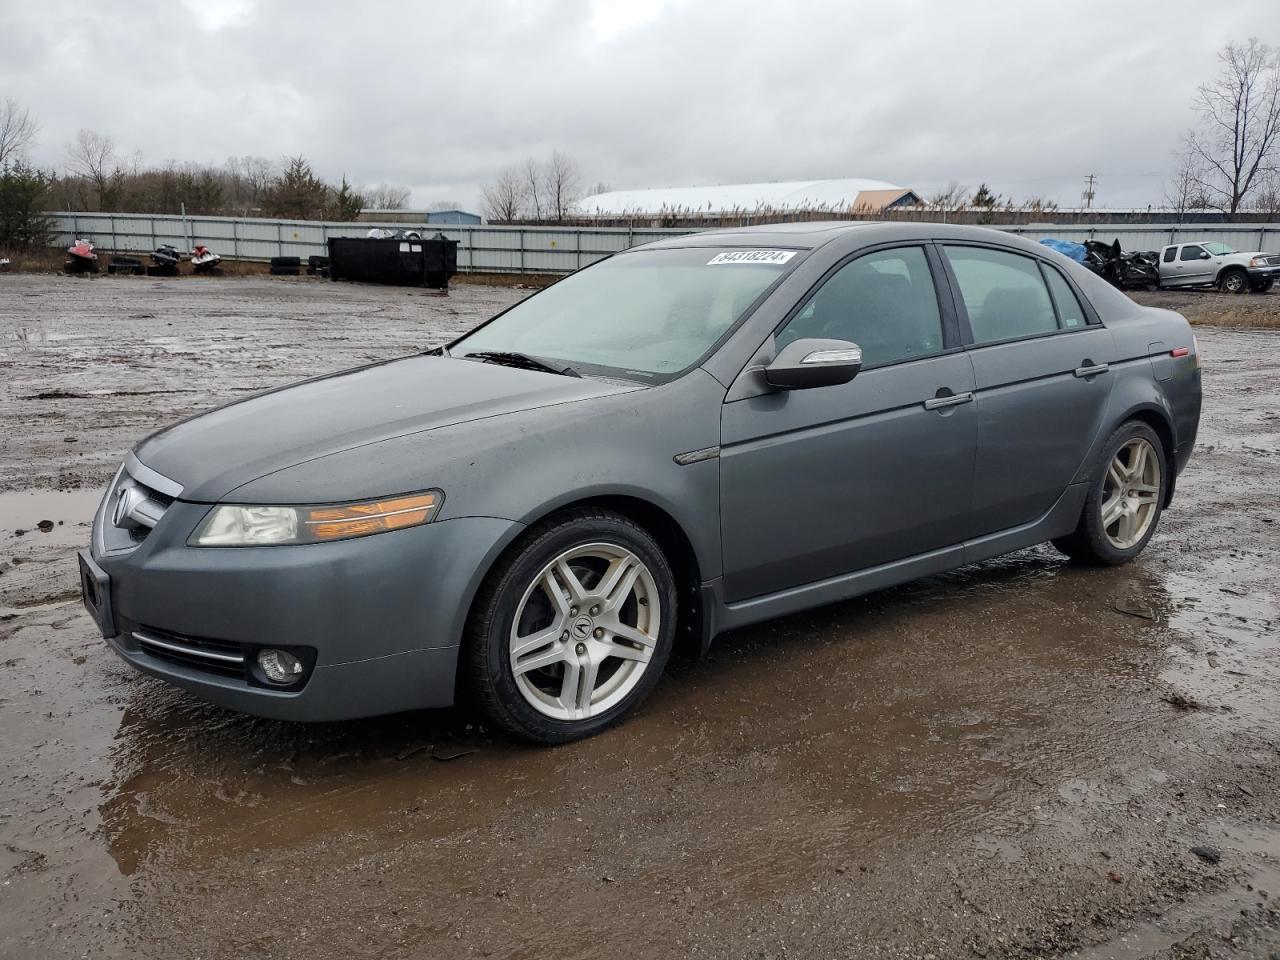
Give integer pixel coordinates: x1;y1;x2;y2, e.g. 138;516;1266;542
1053;421;1167;566
1250;278;1274;294
465;508;677;744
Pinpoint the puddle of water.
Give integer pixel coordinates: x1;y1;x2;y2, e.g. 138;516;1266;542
0;488;102;537
1069;823;1280;960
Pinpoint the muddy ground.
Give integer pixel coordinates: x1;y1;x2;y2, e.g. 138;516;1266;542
1;274;1278;960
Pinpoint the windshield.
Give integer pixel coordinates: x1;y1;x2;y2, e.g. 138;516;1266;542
451;247;798;381
1203;241;1236;256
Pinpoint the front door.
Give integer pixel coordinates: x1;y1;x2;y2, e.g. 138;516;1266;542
1178;243;1213;285
719;245;978;603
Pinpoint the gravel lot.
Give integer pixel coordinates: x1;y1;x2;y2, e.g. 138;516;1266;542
1;274;1278;959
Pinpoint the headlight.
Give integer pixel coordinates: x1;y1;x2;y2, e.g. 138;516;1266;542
190;491;442;546
1250;256;1264;267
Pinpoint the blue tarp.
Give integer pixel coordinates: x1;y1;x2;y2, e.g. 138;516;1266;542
1039;238;1087;262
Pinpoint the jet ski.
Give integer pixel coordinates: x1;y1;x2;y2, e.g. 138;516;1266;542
190;244;222;274
65;238;98;274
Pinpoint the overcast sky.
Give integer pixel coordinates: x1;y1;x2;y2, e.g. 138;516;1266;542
3;0;1276;211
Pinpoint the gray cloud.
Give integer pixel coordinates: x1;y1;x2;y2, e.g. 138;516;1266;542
2;0;1273;210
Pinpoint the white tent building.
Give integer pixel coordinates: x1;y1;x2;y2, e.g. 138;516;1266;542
577;178;920;218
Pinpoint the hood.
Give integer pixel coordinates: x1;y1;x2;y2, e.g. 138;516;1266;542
135;355;640;502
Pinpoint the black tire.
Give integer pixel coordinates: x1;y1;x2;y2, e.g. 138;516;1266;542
465;508;677;744
270;256;301;268
1249;278;1274;294
1053;421;1167;566
1219;268;1248;294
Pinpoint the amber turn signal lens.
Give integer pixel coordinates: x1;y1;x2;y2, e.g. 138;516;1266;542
305;492;441;541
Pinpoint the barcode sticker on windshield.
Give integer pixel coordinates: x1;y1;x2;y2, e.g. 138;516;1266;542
706;250;797;265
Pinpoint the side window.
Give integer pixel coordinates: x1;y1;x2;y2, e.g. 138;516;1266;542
1043;266;1087;329
1179;244;1205;261
943;246;1058;344
776;247;944;367
1162;247;1177;263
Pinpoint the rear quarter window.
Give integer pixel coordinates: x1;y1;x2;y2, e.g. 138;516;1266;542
1043;266;1087;329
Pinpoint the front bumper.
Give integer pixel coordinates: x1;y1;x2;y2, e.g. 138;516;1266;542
86;493;523;721
1246;265;1280;281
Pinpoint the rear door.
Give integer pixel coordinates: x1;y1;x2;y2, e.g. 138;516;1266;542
939;243;1117;537
1159;245;1182;286
1177;243;1212;285
719;244;977;602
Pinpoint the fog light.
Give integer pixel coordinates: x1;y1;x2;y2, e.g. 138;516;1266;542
258;648;303;684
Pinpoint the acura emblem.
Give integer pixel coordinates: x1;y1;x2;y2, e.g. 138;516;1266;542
112;486;138;528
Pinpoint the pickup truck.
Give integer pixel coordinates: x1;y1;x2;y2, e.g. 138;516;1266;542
1158;240;1280;293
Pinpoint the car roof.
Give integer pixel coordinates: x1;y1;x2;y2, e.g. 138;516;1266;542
628;220;1052;255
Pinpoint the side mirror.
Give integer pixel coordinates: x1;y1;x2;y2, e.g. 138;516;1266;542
1199;251;1211;259
764;338;863;390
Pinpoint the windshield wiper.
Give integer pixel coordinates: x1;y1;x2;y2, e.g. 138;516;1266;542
461;351;581;378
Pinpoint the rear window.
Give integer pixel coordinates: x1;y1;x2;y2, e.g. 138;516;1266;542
1162;247;1177;263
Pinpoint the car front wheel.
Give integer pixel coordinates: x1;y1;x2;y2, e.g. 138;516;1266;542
1053;421;1166;566
466;509;676;743
1220;268;1248;294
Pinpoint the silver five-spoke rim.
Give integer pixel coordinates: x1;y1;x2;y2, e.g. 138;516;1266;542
1101;438;1161;549
509;543;660;721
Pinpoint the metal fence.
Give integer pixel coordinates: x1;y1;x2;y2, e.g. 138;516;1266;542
48;212;692;274
49;212;1280;275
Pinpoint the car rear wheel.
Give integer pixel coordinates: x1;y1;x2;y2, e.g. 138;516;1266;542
1053;422;1166;566
1220;268;1248;294
465;509;676;743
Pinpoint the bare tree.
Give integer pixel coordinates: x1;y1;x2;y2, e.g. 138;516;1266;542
521;157;545;220
66;129;118;201
585;181;611;198
925;181;967;211
1164;151;1211;219
427;200;463;212
544;150;581;221
481;166;524;222
363;182;412;210
223;155;274;211
1251;170;1280;215
1183;38;1280;216
240;155;274;207
0;99;40;167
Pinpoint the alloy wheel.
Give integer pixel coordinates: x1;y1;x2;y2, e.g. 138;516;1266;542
1101;438;1162;549
508;542;661;721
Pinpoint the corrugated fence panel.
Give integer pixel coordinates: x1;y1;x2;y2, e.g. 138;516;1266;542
46;213;1280;274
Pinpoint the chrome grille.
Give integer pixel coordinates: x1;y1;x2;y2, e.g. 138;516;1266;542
134;627;246;679
96;454;182;554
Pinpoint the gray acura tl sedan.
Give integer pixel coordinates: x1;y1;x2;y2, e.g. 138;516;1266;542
79;222;1202;743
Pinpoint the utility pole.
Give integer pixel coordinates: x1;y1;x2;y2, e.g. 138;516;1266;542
1081;174;1097;209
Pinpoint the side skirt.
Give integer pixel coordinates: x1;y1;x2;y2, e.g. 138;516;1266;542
708;482;1088;637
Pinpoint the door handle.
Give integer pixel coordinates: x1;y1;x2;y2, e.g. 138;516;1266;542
1074;362;1110;378
923;391;974;410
